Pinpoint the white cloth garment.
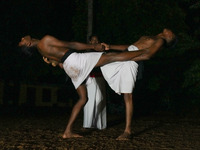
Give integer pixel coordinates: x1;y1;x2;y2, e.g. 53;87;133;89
83;76;107;129
100;45;139;95
62;52;103;89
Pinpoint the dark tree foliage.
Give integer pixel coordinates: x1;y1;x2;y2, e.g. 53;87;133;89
0;0;199;113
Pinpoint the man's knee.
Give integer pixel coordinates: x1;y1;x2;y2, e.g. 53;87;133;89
79;96;88;106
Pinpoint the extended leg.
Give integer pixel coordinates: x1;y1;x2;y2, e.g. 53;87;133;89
63;84;88;138
117;93;133;140
96;50;146;67
95;38;165;67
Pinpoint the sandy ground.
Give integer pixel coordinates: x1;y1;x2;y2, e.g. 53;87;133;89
0;110;200;150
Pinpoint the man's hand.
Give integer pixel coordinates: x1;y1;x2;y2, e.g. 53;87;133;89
43;57;51;64
93;43;105;51
43;56;63;68
101;43;110;51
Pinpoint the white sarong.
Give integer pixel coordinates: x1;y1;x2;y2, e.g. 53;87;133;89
100;45;139;95
62;52;103;89
83;76;106;129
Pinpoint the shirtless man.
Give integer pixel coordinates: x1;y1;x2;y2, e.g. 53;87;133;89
19;28;176;139
100;29;176;140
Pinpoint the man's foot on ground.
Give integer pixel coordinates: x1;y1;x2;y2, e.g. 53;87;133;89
80;127;88;131
116;132;132;141
81;127;96;132
62;132;83;139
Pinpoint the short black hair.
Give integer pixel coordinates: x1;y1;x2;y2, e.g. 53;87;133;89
165;36;178;49
20;45;37;57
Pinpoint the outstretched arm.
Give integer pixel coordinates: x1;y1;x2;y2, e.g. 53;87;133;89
109;44;129;51
43;35;105;51
101;42;129;51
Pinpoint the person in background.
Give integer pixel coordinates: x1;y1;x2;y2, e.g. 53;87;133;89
83;35;107;130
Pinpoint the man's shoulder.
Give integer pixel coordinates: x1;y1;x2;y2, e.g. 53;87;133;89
40;35;55;45
42;35;54;41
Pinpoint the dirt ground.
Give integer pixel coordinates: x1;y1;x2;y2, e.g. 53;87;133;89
0;110;200;150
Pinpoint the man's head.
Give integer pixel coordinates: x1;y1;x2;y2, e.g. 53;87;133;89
18;35;38;56
89;35;99;44
162;29;175;41
18;35;32;47
162;29;177;48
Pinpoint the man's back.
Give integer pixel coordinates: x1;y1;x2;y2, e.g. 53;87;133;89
38;35;68;62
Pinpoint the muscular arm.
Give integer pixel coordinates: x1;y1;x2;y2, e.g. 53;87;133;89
101;42;129;51
43;35;104;51
109;45;129;51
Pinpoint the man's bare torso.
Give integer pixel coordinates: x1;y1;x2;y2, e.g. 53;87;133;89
134;36;158;50
38;36;69;62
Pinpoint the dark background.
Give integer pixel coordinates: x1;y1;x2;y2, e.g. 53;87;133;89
0;0;200;115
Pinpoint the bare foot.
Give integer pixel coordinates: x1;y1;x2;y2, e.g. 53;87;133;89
116;132;132;141
62;132;83;139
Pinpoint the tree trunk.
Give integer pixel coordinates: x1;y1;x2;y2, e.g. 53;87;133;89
87;0;93;42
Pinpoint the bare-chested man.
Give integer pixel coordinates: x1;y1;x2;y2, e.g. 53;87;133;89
97;28;177;140
19;28;176;140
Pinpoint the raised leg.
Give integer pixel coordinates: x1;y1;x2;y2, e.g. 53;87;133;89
95;50;146;67
96;38;165;67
